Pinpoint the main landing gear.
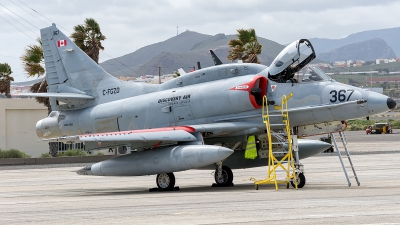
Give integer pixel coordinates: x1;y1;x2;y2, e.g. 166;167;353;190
150;163;235;191
149;172;180;192
212;162;234;187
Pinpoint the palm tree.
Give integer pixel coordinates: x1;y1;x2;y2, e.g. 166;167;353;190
20;38;56;155
227;28;262;63
20;38;50;112
70;18;106;64
0;62;14;98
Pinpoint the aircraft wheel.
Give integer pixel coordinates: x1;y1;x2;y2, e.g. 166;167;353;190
156;173;175;190
214;166;233;185
291;173;306;188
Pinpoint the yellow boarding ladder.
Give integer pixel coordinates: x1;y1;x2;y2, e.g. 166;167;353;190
254;93;298;191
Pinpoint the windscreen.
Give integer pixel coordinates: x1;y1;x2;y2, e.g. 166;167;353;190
294;66;332;83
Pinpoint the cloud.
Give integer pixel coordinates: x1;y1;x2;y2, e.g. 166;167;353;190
1;0;400;81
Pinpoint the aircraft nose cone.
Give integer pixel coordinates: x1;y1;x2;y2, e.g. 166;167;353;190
367;92;393;114
387;98;396;110
217;147;234;159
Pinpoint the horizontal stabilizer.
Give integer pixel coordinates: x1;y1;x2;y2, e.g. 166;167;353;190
18;93;95;100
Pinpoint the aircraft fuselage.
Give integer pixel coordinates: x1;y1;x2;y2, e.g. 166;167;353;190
36;68;393;142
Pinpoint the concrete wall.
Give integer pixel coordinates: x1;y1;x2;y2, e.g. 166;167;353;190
0;99;48;157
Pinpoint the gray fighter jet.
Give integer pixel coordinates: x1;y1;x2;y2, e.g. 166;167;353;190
25;24;395;190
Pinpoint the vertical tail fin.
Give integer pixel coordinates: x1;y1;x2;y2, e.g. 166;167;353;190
210;50;223;65
40;24;123;109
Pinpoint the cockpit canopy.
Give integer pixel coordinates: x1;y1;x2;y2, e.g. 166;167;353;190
295;66;333;83
268;39;316;83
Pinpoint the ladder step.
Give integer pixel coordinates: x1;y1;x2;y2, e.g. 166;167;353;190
272;152;289;154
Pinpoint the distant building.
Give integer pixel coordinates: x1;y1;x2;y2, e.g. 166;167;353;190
0;99;48;157
354;60;365;67
334;61;346;68
376;58;395;64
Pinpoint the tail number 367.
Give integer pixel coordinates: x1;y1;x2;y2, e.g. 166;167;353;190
330;90;354;103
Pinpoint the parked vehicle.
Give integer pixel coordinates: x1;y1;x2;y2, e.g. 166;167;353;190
366;123;392;134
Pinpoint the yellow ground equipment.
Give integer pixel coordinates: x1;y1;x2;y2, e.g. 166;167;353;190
254;94;298;191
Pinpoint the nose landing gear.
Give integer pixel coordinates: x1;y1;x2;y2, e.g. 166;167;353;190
291;172;306;188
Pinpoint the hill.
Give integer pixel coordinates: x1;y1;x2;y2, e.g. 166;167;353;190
317;38;396;62
100;31;211;76
100;27;400;77
101;32;287;77
309;27;400;56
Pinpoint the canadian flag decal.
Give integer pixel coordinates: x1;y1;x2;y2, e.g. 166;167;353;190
271;85;277;92
57;40;67;47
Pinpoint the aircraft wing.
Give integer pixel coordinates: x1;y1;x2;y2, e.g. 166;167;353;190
42;122;263;143
18;93;95;100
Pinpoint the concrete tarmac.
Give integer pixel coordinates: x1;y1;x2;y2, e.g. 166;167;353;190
1;131;400;225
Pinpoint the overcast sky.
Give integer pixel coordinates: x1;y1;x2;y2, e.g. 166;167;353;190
1;0;400;82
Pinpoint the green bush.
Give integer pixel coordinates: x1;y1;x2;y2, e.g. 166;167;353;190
59;149;87;157
40;153;52;158
346;120;374;131
0;149;31;158
390;120;400;129
346;119;400;130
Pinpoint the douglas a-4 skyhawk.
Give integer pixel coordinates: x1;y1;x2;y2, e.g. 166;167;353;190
24;24;395;190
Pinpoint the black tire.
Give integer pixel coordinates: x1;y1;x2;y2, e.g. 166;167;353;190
214;166;233;185
291;173;306;188
156;173;175;190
